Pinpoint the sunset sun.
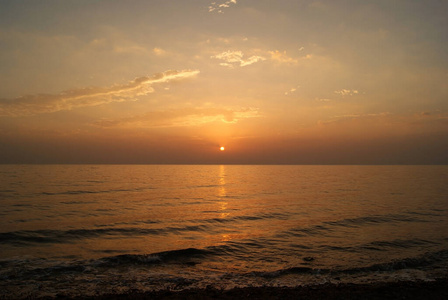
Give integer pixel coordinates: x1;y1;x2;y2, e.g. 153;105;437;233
220;146;225;151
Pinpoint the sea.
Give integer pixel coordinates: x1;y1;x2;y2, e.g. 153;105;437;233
1;165;447;298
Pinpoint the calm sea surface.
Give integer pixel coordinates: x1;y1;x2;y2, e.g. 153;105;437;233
1;165;447;298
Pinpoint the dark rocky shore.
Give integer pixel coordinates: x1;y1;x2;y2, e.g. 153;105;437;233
67;279;448;300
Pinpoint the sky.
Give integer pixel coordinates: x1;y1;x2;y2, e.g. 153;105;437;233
0;0;447;164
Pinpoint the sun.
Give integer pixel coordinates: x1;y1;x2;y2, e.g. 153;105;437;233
220;146;225;151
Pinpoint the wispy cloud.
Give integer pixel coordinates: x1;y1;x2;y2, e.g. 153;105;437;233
88;37;154;56
212;50;265;68
334;89;359;96
152;47;167;56
319;111;448;130
411;111;448;126
284;85;300;96
319;112;391;125
93;106;260;128
208;0;237;13
0;70;200;117
269;50;298;64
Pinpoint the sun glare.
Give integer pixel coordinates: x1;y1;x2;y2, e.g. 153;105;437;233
220;146;225;151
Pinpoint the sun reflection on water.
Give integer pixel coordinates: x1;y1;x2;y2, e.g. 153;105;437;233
218;165;229;218
218;165;230;243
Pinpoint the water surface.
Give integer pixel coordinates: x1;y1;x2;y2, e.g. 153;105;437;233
1;165;447;298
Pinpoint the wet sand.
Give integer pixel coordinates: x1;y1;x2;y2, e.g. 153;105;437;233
77;279;448;300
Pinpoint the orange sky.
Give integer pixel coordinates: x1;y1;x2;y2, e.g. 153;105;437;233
0;0;447;164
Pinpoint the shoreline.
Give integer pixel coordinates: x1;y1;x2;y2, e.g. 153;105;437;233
74;279;448;300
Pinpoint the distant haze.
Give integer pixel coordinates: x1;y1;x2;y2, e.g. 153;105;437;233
1;0;447;164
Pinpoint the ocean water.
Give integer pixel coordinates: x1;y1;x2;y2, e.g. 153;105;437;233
1;165;447;298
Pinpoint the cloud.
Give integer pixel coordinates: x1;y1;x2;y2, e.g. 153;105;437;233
269;50;298;64
319;111;448;132
284;85;300;96
334;89;359;96
113;45;149;55
0;70;200;117
87;37;154;57
411;111;448;126
211;50;265;68
93;106;260;128
153;47;167;56
319;112;391;125
208;0;237;13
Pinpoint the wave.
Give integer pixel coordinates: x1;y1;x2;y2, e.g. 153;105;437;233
202;212;291;224
0;223;218;245
361;238;439;250
324;213;424;227
315;238;440;253
2;246;447;284
251;249;448;278
94;242;273;268
0;228;158;245
1;211;294;245
92;243;448;272
0;247;216;281
39;186;154;196
98;248;211;267
280;213;426;238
